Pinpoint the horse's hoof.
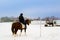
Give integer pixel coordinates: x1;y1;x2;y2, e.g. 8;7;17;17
13;34;17;37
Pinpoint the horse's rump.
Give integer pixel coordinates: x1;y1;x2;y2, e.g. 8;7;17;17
13;22;22;28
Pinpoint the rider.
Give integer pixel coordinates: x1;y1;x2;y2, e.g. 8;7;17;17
19;13;26;29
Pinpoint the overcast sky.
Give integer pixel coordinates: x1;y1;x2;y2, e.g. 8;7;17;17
0;0;60;18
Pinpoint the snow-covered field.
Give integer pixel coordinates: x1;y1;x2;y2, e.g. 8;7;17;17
0;20;60;40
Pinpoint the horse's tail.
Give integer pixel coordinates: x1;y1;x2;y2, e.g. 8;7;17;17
11;23;15;34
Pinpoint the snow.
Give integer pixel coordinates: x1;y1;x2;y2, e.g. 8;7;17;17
0;21;60;40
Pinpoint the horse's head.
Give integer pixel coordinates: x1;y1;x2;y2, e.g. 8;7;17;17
25;19;31;25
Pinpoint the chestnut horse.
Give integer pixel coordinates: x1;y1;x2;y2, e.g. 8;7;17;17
11;19;31;36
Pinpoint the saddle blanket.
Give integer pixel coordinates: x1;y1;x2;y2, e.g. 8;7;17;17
21;23;25;28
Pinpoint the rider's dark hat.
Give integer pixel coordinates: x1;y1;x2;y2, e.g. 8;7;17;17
20;13;23;15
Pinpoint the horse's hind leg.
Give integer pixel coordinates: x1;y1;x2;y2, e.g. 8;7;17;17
13;29;18;37
15;29;17;34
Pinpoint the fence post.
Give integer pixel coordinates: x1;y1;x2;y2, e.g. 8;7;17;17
40;19;41;37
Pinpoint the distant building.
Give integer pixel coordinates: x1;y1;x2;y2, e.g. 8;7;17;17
41;16;60;21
